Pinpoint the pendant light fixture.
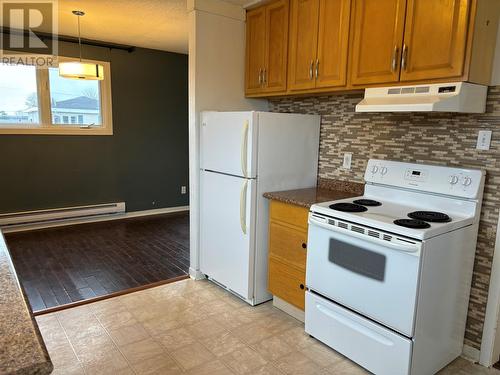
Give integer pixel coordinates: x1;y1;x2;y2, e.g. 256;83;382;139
59;11;104;80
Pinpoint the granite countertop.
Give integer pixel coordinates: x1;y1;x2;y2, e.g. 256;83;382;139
0;232;53;375
263;179;365;208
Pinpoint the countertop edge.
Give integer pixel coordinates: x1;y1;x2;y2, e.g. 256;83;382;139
0;230;53;375
263;180;365;209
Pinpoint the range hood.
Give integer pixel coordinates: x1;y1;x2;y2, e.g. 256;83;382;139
356;82;487;113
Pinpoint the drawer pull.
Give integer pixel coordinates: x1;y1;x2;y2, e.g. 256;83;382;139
302;243;307;249
300;284;305;290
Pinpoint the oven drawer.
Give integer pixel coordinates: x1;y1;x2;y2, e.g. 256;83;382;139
305;291;412;375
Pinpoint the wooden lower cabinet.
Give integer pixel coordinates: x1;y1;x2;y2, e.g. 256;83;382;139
267;201;309;310
268;256;306;310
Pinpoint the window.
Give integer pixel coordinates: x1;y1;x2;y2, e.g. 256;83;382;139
0;65;40;128
0;56;112;135
49;68;102;128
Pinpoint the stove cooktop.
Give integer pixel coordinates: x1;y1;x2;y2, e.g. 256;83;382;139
408;211;451;223
329;203;368;212
394;219;431;229
312;195;474;240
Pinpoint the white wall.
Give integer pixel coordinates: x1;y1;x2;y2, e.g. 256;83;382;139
492;22;500;86
187;0;267;279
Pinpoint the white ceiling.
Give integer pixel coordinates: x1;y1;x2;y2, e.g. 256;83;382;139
57;0;189;54
3;0;256;54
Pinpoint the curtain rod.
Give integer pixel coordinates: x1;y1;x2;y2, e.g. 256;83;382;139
0;27;135;52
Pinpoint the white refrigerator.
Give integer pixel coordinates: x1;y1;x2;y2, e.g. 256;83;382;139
200;111;320;305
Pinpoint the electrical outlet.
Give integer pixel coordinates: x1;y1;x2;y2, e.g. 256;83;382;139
476;130;492;150
181;186;187;194
343;153;352;169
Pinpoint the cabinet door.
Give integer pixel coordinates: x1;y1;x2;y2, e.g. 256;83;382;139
264;0;289;93
268;221;307;271
400;0;470;82
288;0;320;91
316;0;351;88
350;0;407;85
245;7;266;95
268;256;306;310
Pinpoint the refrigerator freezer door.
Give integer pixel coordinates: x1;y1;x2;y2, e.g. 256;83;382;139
201;111;258;178
200;170;256;301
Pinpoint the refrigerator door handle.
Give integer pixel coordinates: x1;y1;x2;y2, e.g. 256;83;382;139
241;120;249;178
240;180;248;235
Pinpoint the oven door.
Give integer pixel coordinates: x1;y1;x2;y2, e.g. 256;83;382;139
306;214;422;337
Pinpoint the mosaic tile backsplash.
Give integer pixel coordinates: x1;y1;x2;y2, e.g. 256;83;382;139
270;86;500;350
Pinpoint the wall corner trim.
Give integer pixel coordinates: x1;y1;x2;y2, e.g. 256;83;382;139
462;344;481;362
188;0;246;21
189;267;205;280
479;211;500;367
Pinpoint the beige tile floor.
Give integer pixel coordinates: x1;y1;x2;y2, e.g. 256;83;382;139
36;279;500;375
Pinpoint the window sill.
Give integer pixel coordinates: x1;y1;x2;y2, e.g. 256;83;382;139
0;127;113;136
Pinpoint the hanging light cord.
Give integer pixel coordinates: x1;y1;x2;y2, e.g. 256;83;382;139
77;14;82;62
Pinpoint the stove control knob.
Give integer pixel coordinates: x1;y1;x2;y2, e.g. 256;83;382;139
380;167;388;175
463;177;472;186
449;175;459;185
371;166;379;174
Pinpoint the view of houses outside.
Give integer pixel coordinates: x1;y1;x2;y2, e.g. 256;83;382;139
0;65;101;127
0;64;39;126
48;68;101;126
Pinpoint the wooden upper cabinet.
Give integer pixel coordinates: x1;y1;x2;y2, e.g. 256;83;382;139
400;0;471;82
316;0;352;88
350;0;407;85
245;7;266;94
246;0;499;96
288;0;320;91
264;0;289;93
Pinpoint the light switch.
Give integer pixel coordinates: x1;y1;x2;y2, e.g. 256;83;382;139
476;130;492;150
343;153;352;169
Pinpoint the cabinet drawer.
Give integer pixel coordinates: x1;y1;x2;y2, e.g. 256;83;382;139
269;221;307;270
268;257;306;310
270;201;309;230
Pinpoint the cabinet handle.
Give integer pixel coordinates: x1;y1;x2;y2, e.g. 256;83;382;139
309;60;314;80
315;59;319;79
263;68;267;85
302;242;307;249
401;44;408;72
300;284;305;290
391;46;399;72
258;68;263;86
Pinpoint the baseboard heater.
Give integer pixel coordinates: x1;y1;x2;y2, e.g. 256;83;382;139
0;202;126;229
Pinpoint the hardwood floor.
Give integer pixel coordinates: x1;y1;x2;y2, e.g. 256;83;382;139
5;212;190;313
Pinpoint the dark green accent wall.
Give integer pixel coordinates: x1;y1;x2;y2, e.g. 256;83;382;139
0;42;189;213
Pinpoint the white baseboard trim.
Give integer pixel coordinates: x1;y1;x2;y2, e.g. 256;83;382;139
1;206;190;233
189;267;205;280
462;344;481;362
273;296;305;323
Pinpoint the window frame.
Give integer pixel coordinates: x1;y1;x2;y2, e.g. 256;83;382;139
0;55;113;136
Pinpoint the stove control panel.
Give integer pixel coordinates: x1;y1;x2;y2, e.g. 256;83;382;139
404;168;428;182
365;159;485;199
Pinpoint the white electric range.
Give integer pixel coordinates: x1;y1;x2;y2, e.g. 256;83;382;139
305;159;485;375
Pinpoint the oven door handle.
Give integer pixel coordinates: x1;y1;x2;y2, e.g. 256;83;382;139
309;216;420;254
